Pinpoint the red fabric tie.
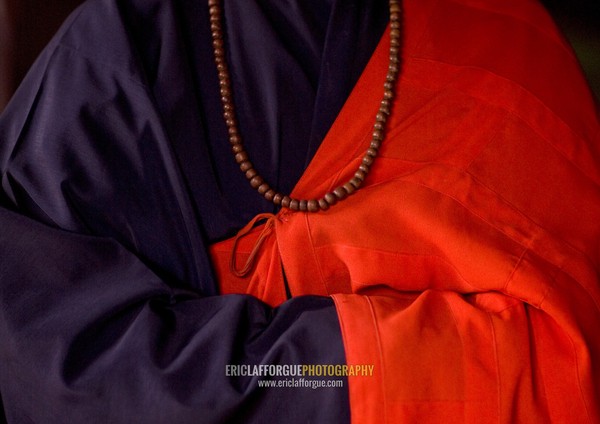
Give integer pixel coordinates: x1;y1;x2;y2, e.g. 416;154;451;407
229;213;277;278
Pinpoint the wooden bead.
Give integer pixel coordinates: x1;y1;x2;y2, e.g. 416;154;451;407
281;196;291;208
264;190;275;201
318;198;330;211
350;177;363;188
229;134;241;144
354;170;366;181
359;163;370;173
234;152;248;163
324;192;338;205
373;129;383;140
376;112;387;122
383;89;393;100
220;87;230;97
299;200;308;212
307;200;319;212
215;59;225;69
240;161;252;172
273;193;283;205
231;144;244;153
370;139;381;149
245;169;257;179
362;155;374;166
213;47;224;58
289;199;300;211
257;183;270;195
374;121;384;131
221;94;231;104
333;186;347;199
366;147;377;157
343;182;356;195
250;176;263;188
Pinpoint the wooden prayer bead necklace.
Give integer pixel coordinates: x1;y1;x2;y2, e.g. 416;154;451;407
208;0;402;213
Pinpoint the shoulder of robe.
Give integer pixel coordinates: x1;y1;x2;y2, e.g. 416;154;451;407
404;0;600;177
51;0;188;87
417;0;597;113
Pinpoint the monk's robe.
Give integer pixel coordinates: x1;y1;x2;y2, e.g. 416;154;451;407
211;0;600;422
1;0;599;423
0;0;387;422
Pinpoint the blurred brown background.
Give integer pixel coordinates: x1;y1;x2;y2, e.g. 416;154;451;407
0;0;599;112
1;0;83;110
542;0;600;102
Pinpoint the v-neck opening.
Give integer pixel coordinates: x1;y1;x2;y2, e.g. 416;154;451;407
290;26;391;201
303;1;390;171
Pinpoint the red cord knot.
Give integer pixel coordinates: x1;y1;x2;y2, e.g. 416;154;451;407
229;213;277;278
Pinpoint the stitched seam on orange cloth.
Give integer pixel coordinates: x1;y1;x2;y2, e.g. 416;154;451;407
365;295;388;424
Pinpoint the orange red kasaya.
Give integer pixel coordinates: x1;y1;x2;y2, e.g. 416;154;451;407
210;0;600;422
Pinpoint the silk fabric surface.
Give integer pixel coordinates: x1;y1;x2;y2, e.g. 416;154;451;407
0;0;386;422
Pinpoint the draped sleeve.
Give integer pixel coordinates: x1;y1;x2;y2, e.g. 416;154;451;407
315;0;600;422
0;1;351;422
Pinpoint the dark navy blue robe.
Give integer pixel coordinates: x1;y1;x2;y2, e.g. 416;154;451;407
0;0;387;422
